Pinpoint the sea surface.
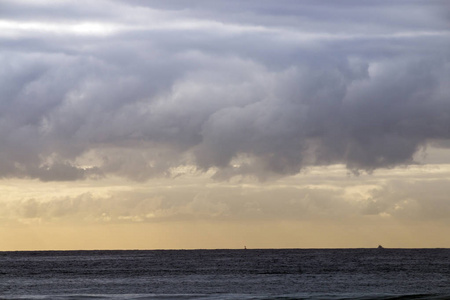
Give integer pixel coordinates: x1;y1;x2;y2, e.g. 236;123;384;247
0;249;449;299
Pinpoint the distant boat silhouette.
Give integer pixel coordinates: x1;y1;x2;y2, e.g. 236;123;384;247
377;245;384;249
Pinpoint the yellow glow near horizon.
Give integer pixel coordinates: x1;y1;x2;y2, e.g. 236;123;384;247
1;158;450;250
1;219;450;251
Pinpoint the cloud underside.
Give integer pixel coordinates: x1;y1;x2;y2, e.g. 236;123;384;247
1;0;450;181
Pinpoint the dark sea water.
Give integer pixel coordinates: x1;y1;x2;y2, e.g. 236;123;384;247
0;249;449;299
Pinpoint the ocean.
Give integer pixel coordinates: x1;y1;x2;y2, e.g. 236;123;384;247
0;249;449;299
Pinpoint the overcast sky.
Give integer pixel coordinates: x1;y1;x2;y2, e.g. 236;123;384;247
1;0;450;250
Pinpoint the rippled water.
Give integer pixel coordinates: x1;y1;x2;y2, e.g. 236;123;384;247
1;249;450;299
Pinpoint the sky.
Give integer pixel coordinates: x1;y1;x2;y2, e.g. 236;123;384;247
1;0;450;250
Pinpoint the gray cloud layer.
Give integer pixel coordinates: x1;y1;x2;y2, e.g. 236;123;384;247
1;0;450;181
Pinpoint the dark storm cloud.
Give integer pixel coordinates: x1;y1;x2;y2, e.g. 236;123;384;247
0;0;449;181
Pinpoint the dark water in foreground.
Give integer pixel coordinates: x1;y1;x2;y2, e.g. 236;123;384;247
0;249;449;299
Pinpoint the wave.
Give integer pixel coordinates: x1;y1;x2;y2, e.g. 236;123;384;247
2;293;450;300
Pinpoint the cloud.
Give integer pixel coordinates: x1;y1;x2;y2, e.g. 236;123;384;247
0;185;349;224
6;171;450;225
362;180;450;221
1;163;450;226
0;1;450;181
